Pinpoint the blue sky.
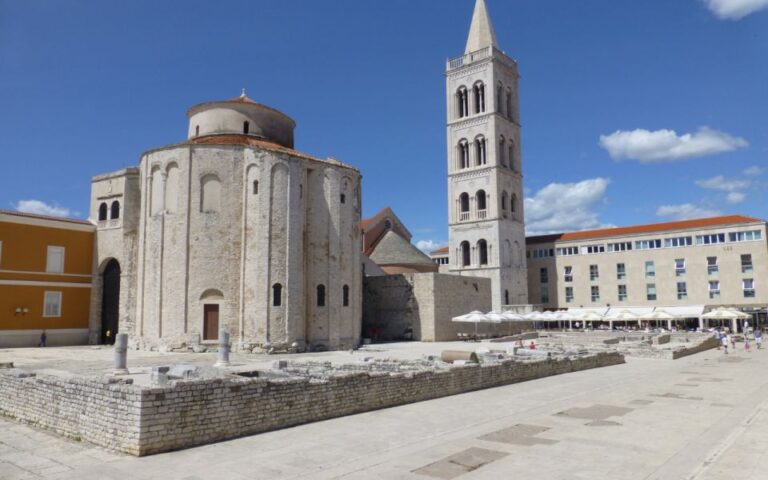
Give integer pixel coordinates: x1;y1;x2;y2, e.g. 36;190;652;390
1;0;766;251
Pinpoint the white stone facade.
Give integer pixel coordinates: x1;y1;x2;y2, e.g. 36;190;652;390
526;217;768;316
90;95;362;352
446;0;528;309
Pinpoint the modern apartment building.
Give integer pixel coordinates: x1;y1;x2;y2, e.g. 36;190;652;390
526;215;768;325
0;209;95;347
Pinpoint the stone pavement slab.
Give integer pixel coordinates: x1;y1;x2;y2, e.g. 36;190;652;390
1;346;767;479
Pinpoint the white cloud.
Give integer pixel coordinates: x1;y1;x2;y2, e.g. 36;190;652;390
726;192;746;204
695;175;751;191
656;203;721;220
743;165;764;176
599;127;748;163
14;200;74;217
525;178;612;235
415;239;445;254
702;0;768;19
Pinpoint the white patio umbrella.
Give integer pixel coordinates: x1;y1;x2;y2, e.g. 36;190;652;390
452;311;490;338
604;309;640;329
701;308;749;320
485;311;508;323
576;310;604;328
643;309;680;329
701;308;750;331
523;311;544;321
554;310;575;329
502;310;527;335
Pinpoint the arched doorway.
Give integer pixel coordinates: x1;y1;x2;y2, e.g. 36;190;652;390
101;259;121;345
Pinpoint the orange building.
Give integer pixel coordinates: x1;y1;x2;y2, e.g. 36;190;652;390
0;209;95;347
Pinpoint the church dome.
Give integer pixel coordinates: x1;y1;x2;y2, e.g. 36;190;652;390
186;91;296;148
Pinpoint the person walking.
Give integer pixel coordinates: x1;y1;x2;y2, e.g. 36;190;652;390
731;332;737;350
38;330;47;347
756;329;763;350
722;333;729;354
745;335;752;352
714;328;721;350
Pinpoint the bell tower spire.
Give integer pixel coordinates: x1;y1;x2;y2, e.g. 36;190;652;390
465;0;499;54
446;0;528;310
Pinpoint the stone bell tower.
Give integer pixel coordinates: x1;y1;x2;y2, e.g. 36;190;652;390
446;0;528;309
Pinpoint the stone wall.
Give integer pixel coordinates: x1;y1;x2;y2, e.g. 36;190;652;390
0;371;141;455
671;335;719;360
364;273;530;342
0;352;624;456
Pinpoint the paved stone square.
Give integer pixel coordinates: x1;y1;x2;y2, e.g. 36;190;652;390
2;342;768;479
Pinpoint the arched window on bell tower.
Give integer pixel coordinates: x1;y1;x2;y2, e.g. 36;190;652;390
456;86;469;119
458;139;470;169
473;81;485;113
499;136;506;166
474;136;486;166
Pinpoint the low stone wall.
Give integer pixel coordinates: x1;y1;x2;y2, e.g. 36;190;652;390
0;352;624;456
0;372;142;454
671;336;719;360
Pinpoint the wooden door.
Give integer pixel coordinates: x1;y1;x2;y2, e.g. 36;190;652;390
203;304;219;341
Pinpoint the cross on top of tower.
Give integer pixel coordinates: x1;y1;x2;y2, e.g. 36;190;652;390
465;0;499;54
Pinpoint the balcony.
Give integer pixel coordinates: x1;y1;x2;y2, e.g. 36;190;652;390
459;211;470;221
447;46;492;70
477;209;487;219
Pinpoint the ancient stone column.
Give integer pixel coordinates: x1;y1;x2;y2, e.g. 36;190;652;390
114;333;129;375
215;329;231;367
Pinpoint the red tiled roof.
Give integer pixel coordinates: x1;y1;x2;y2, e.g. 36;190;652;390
526;215;763;245
430;246;449;255
0;209;92;226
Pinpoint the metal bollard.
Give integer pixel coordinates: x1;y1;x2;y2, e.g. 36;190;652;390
215;330;231;367
113;333;129;375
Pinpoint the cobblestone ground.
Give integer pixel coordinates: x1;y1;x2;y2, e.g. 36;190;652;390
2;343;768;479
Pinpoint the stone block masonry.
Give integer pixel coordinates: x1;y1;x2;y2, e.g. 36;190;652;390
0;352;624;456
0;372;142;455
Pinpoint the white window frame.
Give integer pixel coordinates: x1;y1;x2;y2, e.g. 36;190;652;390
589;264;599;281
741;254;753;273
646;283;657;301
677;282;688;300
46;246;65;274
743;278;756;298
707;256;718;275
565;286;574;303
564;266;573;283
618;284;627;302
709;281;721;299
591;286;600;302
43;291;62;317
645;261;655;278
675;259;686;276
617;263;626;280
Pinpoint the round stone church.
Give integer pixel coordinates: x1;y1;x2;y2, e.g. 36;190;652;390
89;92;362;352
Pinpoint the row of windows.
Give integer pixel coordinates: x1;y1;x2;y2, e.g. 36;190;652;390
97;201;120;222
558;279;756;304
456;239;524;268
0;243;65;273
455;81;516;122
531;229;764;258
455;136;519;172
194;121;252;138
7;290;66;317
457;190;518;221
271;284;351;307
547;255;754;285
149;171;352;216
433;256;449;265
